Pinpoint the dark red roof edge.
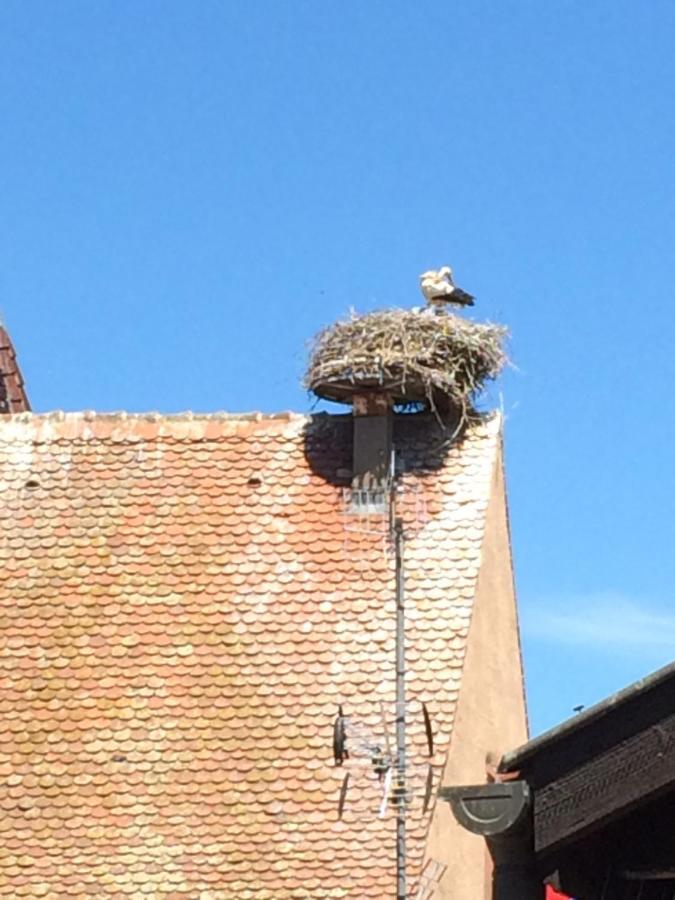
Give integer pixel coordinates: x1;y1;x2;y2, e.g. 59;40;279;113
0;326;30;413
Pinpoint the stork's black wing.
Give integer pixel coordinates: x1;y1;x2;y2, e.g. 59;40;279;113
452;287;475;307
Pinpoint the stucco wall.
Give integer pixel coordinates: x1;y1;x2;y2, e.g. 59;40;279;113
424;440;528;899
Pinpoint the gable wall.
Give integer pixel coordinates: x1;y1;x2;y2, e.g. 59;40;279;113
424;441;528;899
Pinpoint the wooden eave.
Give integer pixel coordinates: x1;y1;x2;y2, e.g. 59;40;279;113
499;660;675;857
492;660;675;896
501;659;675;774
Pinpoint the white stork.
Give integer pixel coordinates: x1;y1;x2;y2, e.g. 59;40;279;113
419;266;475;308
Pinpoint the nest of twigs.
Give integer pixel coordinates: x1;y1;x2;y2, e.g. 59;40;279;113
305;308;508;413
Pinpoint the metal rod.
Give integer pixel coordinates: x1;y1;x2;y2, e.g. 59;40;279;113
394;516;406;900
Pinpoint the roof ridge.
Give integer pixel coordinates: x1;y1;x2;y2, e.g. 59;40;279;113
0;410;310;442
502;658;675;770
0;409;502;443
0;410;306;423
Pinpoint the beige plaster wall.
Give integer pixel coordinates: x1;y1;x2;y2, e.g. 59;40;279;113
424;441;528;899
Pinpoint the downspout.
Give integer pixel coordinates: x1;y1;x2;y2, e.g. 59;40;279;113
439;782;543;900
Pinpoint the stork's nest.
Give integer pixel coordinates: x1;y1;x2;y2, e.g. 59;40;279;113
305;308;508;412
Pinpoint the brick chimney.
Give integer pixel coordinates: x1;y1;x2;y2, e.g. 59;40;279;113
0;325;30;413
351;392;392;511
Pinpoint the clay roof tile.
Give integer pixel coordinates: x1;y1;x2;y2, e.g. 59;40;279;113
0;409;501;897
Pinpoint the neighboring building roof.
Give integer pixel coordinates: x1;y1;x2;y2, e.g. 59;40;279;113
0;409;502;898
0;326;30;413
501;659;675;772
499;660;675;897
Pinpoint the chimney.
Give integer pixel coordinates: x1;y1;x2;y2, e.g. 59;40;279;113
0;325;30;414
351;392;392;511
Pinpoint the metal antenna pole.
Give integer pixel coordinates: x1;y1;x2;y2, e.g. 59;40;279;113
394;516;406;900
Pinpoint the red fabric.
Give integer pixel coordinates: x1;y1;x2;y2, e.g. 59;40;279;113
546;888;571;899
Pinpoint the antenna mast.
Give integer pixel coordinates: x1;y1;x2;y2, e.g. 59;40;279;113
394;510;407;899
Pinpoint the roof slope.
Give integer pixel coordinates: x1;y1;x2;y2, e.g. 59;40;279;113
0;410;501;899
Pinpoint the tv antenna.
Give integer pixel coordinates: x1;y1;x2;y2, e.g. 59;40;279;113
333;451;438;899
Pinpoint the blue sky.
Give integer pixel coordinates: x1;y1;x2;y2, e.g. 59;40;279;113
3;0;675;736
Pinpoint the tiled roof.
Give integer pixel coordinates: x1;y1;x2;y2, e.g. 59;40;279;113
0;326;30;414
0;410;501;899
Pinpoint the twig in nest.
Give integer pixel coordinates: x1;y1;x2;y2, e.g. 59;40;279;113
304;308;509;415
